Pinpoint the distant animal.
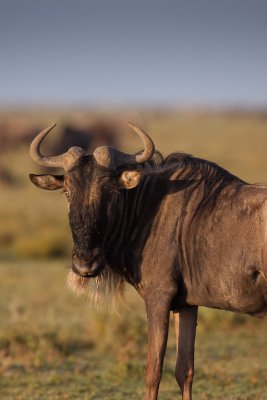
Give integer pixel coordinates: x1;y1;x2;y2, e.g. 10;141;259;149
29;123;267;400
0;120;116;154
53;123;117;155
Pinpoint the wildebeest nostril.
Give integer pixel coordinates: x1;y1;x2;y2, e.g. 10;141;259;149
72;254;91;275
72;251;103;277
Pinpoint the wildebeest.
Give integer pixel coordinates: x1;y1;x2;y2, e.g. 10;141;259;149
0;119;116;155
29;123;267;400
53;122;117;155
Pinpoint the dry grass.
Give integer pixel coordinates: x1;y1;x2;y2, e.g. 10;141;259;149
1;261;267;399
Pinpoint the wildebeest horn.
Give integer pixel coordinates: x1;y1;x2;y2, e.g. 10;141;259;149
93;122;155;169
30;123;85;171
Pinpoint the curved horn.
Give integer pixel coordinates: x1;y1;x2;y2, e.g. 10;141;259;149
93;122;155;169
30;123;85;171
127;122;155;164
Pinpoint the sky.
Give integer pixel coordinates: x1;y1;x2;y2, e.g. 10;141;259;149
0;0;267;107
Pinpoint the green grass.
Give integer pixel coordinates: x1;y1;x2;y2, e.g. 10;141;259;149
1;261;267;399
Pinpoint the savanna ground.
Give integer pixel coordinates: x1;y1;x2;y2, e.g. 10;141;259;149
1;109;267;399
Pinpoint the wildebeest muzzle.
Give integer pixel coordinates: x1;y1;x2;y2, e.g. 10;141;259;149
72;248;105;277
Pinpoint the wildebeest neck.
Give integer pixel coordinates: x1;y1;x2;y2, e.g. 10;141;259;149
103;153;243;284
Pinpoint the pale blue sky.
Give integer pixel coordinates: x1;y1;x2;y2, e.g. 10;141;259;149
0;0;267;107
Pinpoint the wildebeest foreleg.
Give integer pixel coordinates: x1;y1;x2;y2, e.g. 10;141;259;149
173;306;198;400
145;297;171;400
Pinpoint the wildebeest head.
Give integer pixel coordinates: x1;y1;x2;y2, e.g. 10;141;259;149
29;122;155;278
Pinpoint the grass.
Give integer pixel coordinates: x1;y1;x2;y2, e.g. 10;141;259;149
1;261;267;399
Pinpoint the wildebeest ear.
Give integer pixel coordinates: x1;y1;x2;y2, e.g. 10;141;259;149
29;174;64;190
119;170;142;189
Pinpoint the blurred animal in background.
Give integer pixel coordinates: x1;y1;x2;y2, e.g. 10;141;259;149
0;120;117;154
54;123;117;155
0;119;117;153
29;122;267;400
40;123;117;175
0;119;117;181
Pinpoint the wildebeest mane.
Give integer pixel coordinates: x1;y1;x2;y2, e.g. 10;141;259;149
163;152;245;216
124;150;244;217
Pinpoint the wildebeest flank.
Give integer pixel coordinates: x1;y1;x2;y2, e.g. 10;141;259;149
29;123;267;400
